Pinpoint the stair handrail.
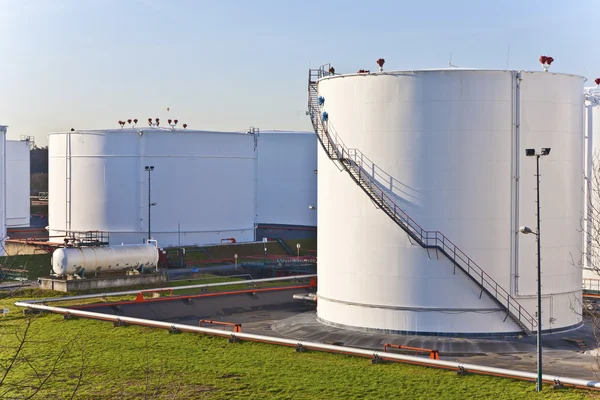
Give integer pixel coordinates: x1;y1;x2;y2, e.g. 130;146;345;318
308;74;536;332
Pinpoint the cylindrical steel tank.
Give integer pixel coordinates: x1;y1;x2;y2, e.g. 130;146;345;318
583;89;600;286
48;127;256;247
316;69;584;335
256;131;317;229
52;244;159;276
6;140;31;228
0;126;6;256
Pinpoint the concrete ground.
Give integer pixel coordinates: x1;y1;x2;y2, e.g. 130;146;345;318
76;288;600;381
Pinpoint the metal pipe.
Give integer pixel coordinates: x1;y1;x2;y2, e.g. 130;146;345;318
19;275;317;304
13;300;600;390
292;294;317;302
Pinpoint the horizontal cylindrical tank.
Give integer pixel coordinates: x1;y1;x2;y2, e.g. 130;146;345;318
0;126;5;256
6;139;31;228
48;127;257;247
256;131;317;228
52;244;159;276
316;69;584;334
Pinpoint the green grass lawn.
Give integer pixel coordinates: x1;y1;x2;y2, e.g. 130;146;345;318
0;294;597;399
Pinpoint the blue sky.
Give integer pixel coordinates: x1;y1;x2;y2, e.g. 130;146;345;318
1;0;597;146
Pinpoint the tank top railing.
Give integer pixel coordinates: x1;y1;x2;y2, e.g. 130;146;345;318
308;67;536;334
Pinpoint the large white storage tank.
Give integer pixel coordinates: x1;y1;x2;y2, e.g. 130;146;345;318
6;139;31;228
256;131;317;231
48;127;256;247
315;69;584;335
583;87;600;287
0;126;6;256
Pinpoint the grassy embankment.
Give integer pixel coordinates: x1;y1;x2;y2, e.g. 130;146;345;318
0;291;596;399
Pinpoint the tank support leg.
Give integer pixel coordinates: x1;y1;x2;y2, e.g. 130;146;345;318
113;319;127;327
228;334;240;343
371;354;384;364
295;343;307;352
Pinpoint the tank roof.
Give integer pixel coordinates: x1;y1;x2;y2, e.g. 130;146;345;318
253;130;314;135
320;68;586;81
48;127;253;136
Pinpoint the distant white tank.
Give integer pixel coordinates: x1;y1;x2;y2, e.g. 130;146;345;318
0;126;6;256
48;127;257;247
583;87;600;287
6;139;31;228
256;130;317;228
52;244;159;276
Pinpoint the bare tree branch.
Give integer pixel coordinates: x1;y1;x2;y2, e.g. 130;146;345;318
0;317;32;387
69;343;87;400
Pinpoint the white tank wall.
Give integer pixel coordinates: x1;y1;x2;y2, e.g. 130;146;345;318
6;140;31;228
0;126;6;256
317;70;584;334
256;131;317;227
583;97;600;286
48;128;256;247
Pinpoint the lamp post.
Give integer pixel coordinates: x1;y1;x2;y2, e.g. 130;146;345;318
520;147;551;393
296;243;301;258
144;166;155;241
234;253;238;271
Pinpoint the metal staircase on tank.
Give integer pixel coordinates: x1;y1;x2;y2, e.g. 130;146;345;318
307;64;536;335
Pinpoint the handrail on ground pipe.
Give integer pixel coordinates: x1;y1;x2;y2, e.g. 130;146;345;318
13;300;600;391
135;289;173;302
18;275;317;305
383;344;440;360
200;319;242;333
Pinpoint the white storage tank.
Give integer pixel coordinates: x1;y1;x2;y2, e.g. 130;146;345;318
52;244;159;276
583;87;600;288
256;131;317;231
315;69;584;335
6;139;31;228
48;127;257;247
0;126;6;256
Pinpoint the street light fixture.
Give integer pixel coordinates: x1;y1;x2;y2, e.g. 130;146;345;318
308;206;316;210
522;147;551;392
144;166;155;241
519;226;536;235
296;243;301;258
